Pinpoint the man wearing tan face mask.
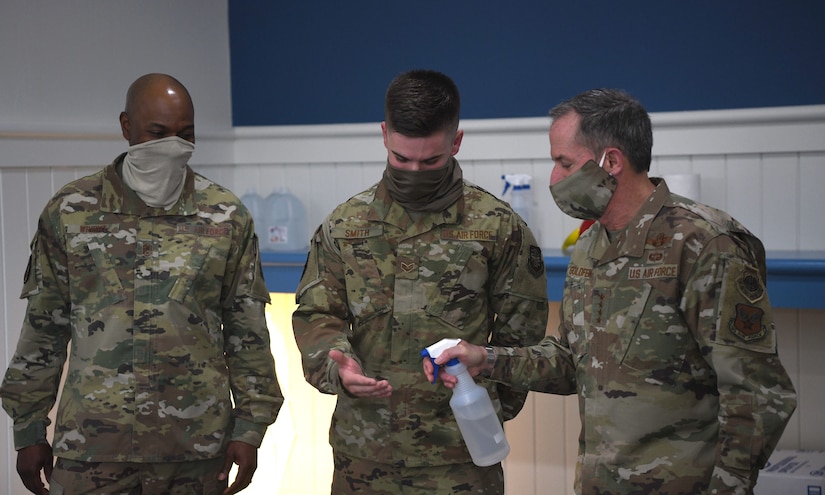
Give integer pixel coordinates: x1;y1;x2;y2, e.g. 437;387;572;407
292;69;548;494
1;73;283;495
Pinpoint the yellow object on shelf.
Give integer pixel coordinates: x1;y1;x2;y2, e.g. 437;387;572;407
561;220;595;255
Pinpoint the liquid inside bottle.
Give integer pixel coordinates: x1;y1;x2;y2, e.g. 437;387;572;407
446;360;510;466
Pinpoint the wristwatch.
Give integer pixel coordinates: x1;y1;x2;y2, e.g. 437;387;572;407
482;346;496;376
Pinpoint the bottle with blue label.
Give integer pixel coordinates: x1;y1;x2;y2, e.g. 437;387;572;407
421;338;510;467
262;187;309;252
501;174;532;226
240;188;267;243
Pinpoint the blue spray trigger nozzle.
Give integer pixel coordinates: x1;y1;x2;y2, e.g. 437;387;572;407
421;338;462;384
501;174;532;196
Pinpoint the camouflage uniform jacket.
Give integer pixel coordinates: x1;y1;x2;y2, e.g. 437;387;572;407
488;179;797;494
293;174;548;467
0;155;284;462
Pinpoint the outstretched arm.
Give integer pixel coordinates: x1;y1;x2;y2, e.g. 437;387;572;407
330;350;392;398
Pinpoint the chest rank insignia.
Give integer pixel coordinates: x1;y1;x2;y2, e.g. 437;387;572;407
736;265;765;303
729;303;767;342
528;245;544;278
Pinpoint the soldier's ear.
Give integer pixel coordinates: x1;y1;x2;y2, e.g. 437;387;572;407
451;129;464;156
119;112;131;142
604;148;624;176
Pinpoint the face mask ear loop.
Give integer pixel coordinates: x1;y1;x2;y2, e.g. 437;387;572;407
598;150;610;175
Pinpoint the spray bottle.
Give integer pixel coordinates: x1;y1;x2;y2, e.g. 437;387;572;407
421;338;510;466
501;174;532;226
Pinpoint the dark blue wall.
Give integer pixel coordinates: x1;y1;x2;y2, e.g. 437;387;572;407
229;1;825;126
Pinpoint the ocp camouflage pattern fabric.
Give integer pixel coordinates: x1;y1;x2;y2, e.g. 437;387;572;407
1;156;283;462
293;174;548;468
488;178;797;494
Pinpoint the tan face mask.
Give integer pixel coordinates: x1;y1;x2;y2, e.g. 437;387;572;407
382;157;464;212
121;136;194;209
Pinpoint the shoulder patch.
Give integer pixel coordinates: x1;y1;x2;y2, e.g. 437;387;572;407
729;303;768;342
528;245;544;278
736;265;765;303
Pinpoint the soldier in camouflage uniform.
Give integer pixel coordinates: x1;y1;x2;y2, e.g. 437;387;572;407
427;89;797;495
292;70;548;494
0;74;283;495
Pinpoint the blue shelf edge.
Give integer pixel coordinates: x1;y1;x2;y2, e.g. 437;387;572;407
261;250;825;310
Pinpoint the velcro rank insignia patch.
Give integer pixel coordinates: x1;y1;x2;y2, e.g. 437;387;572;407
729;303;768;342
528;245;544;278
736;265;765;303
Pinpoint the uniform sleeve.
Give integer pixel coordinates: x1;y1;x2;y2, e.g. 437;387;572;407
221;217;284;447
484;217;553;418
487;305;578;396
0;210;72;450
291;220;356;396
488;217;548;342
682;234;797;492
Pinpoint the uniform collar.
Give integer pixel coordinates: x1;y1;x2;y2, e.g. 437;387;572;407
589;177;670;264
101;153;198;216
371;180;464;232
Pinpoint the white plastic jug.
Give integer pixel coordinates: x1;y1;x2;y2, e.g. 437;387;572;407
240;188;266;243
262;187;308;252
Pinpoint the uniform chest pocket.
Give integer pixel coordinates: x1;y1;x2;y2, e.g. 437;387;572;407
66;232;127;315
612;282;690;374
336;238;392;323
425;243;487;328
168;238;229;308
562;279;588;361
565;282;654;369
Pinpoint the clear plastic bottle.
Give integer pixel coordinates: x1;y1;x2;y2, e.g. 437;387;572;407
262;187;308;252
445;359;510;466
421;338;510;467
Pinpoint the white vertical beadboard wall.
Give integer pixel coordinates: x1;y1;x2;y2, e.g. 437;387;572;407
1;105;824;494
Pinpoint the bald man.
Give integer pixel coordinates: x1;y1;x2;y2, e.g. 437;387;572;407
1;74;283;495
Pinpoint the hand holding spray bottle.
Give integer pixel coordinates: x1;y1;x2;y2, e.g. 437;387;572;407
421;338;510;466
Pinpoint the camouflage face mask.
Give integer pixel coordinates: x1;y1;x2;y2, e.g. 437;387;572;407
383;157;463;212
549;152;617;220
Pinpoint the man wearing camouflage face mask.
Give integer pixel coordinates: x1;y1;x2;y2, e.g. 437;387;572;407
293;69;548;494
427;88;797;494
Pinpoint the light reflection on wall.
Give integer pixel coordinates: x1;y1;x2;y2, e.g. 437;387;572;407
236;293;337;494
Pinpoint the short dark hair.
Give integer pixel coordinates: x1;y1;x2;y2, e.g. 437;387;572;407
549;88;653;173
384;69;460;137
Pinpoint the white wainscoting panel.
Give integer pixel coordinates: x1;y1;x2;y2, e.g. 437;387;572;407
1;105;823;494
